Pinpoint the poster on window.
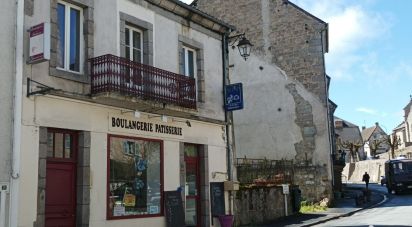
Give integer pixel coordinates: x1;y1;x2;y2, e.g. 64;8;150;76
108;135;163;218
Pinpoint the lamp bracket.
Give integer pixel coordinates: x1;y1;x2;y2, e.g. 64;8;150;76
26;78;58;97
228;33;245;47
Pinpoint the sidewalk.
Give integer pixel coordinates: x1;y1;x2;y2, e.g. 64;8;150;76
253;184;386;227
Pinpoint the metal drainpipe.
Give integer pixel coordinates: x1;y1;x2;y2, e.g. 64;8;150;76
10;0;24;226
222;32;233;215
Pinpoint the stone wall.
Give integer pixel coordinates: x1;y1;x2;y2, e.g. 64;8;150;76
195;0;328;103
342;159;386;183
294;164;332;202
234;186;296;226
196;0;332;204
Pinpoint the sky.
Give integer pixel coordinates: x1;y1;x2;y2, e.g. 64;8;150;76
181;0;412;133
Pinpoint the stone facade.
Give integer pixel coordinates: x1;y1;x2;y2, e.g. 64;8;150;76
195;0;328;104
234;186;297;226
196;0;333;202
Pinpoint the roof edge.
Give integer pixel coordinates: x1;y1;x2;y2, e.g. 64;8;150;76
286;0;327;25
146;0;235;34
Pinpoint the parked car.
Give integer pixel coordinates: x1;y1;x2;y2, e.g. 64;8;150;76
380;176;386;186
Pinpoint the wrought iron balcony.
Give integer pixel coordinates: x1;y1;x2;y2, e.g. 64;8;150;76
89;54;196;109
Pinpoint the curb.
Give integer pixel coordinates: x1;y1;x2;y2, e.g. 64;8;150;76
301;190;388;227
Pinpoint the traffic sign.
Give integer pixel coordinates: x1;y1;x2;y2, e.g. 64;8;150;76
225;83;243;111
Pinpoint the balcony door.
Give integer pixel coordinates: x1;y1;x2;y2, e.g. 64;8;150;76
125;25;143;87
181;46;197;101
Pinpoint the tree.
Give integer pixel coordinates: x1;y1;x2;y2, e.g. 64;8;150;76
384;134;402;159
368;138;385;158
337;139;365;163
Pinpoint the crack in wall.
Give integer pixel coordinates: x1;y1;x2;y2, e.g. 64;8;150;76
286;83;317;164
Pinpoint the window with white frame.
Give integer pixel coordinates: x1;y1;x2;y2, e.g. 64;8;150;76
125;25;143;63
57;1;83;73
182;46;196;78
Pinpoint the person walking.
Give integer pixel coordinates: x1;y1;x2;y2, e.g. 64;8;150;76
362;172;370;189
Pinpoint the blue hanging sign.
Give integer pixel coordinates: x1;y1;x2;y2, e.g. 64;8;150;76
225;83;244;111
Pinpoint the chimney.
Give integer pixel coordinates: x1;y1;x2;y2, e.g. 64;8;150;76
362;126;366;130
335;120;343;128
375;122;379;126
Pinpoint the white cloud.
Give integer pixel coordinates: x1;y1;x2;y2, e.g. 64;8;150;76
290;0;392;81
356;107;378;115
356;107;389;118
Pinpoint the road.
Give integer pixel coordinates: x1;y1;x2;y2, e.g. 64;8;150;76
314;184;412;227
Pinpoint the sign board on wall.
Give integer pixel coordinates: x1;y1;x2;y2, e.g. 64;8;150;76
210;182;225;217
225;83;244;111
28;22;50;63
282;184;289;195
164;191;185;227
108;114;185;139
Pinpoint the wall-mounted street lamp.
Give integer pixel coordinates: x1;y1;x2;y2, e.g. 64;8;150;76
229;33;253;61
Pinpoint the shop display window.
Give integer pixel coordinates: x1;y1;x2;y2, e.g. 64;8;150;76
107;135;163;219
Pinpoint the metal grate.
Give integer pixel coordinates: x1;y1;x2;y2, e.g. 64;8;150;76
236;158;294;185
89;54;197;109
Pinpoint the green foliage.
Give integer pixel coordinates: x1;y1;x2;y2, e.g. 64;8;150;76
299;200;327;213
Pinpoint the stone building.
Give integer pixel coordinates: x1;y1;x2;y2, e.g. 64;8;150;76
195;0;334;202
392;122;406;150
361;122;389;159
9;0;236;226
334;117;364;162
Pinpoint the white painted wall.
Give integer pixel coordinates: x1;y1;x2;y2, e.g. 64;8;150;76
406;113;412;144
0;0;16;182
230;51;331;169
0;2;16;226
394;129;406;150
18;1;228;226
115;0;225;121
19;93;227;226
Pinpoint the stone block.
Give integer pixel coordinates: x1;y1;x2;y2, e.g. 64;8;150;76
39;127;48;143
37;188;46;213
79;131;91;148
77;185;90;204
38;159;47;178
77;204;90;225
38;144;48;159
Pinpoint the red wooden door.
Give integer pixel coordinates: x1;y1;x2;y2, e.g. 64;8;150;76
45;129;77;227
184;144;200;227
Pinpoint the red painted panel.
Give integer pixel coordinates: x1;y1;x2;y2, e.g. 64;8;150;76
45;162;76;227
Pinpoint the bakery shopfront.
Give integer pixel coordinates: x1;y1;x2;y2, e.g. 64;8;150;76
20;96;228;227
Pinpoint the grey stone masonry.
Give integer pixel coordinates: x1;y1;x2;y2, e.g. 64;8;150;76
286;83;316;163
294;164;332;202
33;127;48;227
49;0;94;84
196;0;328;104
77;131;91;227
25;0;34;16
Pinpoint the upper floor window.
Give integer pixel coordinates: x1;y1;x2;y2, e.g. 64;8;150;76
57;1;83;73
125;26;143;63
182;46;196;78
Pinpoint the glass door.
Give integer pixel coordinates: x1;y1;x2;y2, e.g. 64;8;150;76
184;144;200;227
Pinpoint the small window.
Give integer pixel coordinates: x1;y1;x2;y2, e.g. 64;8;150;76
56;1;83;73
182;46;196;78
108;135;163;219
47;130;75;159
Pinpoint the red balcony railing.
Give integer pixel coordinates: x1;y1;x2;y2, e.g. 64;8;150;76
89;54;196;109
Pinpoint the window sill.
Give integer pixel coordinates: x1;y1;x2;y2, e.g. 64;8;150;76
50;67;90;84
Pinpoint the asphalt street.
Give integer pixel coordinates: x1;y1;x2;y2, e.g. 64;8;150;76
313;184;412;227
